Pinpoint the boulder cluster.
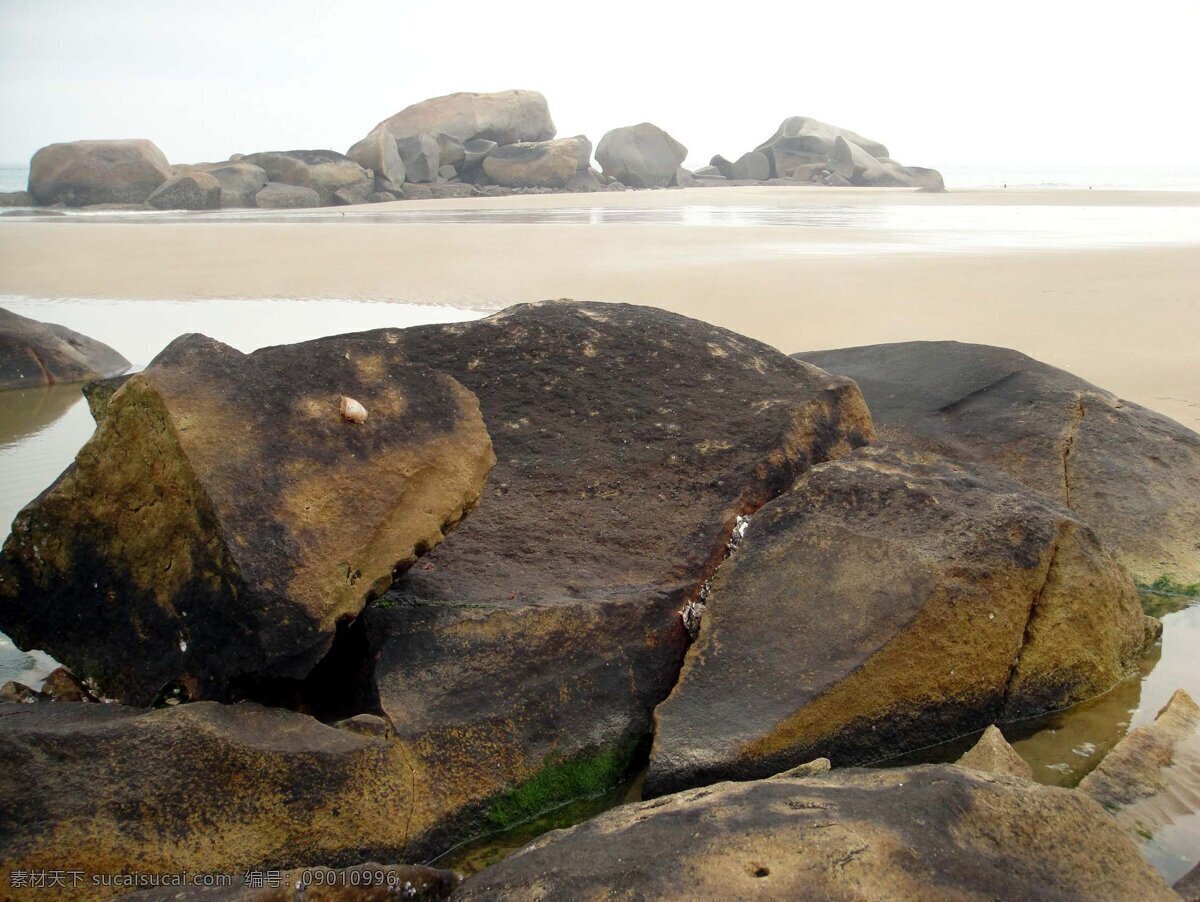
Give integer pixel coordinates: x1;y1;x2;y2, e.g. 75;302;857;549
7;90;946;211
1;302;1197;897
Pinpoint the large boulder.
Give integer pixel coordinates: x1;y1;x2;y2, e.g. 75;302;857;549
646;445;1155;795
194;161;269;207
369;90;555;146
795;341;1200;586
766;136;829;179
0;701;419;879
254;181;320;209
360;301;873;849
240;150;372;205
146;170;222;210
482;136;592;188
0;332;494;705
754;116;890;175
595;122;687;189
346;132;406;187
28;138;173;206
396;133;440;184
0;307;130;391
454;765;1175;900
1080;688;1200;869
434;133;467;170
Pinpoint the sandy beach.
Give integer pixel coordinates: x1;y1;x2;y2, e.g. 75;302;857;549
2;186;1198;430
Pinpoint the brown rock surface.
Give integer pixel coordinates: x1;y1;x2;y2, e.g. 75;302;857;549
482;136;592;188
957;724;1034;779
0;332;494;705
369;90;555;146
241;150;372;205
0;307;130;391
647;445;1153;795
28;138;172;206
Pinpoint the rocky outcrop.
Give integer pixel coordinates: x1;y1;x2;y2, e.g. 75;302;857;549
482;136;592;188
396;133;440;184
147;171;222;210
194;161;269;208
0;307;130;391
360;301;873;847
255;182;320;209
460;138;496;174
755;116;890;168
0;190;34;206
434;133;466;171
595;123;687;189
957;724;1034;779
241;150;372;205
454;765;1175;900
370;90;555;146
28;139;173;206
1080;689;1200;857
346;132;406;188
729;150;770;181
647;446;1154;795
795;341;1200;586
0;332;494;705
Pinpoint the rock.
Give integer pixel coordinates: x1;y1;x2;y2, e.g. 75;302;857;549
81;374;129;422
693;165;723;179
829;135;880;183
454;765;1175;900
0;307;130;391
369;191;396;203
194;161;269;208
434;133;466;170
438;164;458;180
754;116;890;173
565;168;603;192
710;154;735;179
906;165;946;191
427;183;478;199
360;301;873;848
1080;689;1200;851
255;182;320;209
729;150;770;181
332;180;374;206
595;122;688;189
396;133;440;184
671;166;694;188
1178;863;1200;901
146;170;222;210
122;863;460;900
0;682;40;703
28;138;173;206
39;667;94;702
482;136;592;188
794;341;1200;586
0;701;420;877
0;332;494;705
401;183;433;200
241;150;372;205
766;136;829;179
370;90;555;146
460;138;496;172
0;190;34;206
957;725;1034;779
346;131;406;188
646;445;1153;795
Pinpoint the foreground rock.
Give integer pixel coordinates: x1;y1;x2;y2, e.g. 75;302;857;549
957;724;1034;779
370;90;555;146
454;765;1175;900
795;340;1200;585
482;136;592;188
1081;689;1200;864
0;307;130;391
595;123;687;188
647;446;1154;795
0;332;494;704
241;150;372;205
147;170;222;210
362;301;873;848
28;138;173;206
0;701;420;881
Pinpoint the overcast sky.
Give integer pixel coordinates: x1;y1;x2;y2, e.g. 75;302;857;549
1;0;1197;171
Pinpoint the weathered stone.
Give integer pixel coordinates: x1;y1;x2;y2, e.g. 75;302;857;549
755;116;890;170
427;183;477;199
401;183;433;200
0;332;494;705
241;150;372;205
730;150;770;181
565;168;603;192
146;170;222;210
595;122;688;188
433;133;466;170
794;341;1200;586
0;190;34;206
1178;862;1200;901
0;681;40;703
647;445;1154;795
396;133;440;184
454;766;1175;900
460;138;496;172
368;191;396;203
346;131;406;188
123;863;460;900
370;90;555;146
1080;689;1200;854
957;724;1034;779
332;180;374;206
437;164;457;180
360;301;873;847
254;182;320;209
482;136;592;188
28;139;172;206
0;701;419;878
766;136;828;178
193;161;269;208
0;307;130;391
39;667;94;702
81;374;130;422
671;166;694;188
693;164;723;179
829;135;880;183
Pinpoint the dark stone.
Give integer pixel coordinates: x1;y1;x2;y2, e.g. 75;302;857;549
0;307;130;391
0;190;34;206
595;122;688;188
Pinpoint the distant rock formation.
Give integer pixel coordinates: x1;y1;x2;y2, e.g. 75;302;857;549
0;307;130;391
369;89;555;147
482;136;592;189
596;122;687;188
240;149;373;206
28;138;173;206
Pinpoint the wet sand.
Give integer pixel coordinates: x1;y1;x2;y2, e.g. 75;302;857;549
1;187;1198;431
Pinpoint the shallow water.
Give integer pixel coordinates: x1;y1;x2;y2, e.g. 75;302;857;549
0;296;1196;882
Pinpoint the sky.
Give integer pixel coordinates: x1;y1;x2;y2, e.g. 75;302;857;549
1;0;1198;172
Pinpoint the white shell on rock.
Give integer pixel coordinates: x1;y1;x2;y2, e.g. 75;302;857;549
339;395;368;423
